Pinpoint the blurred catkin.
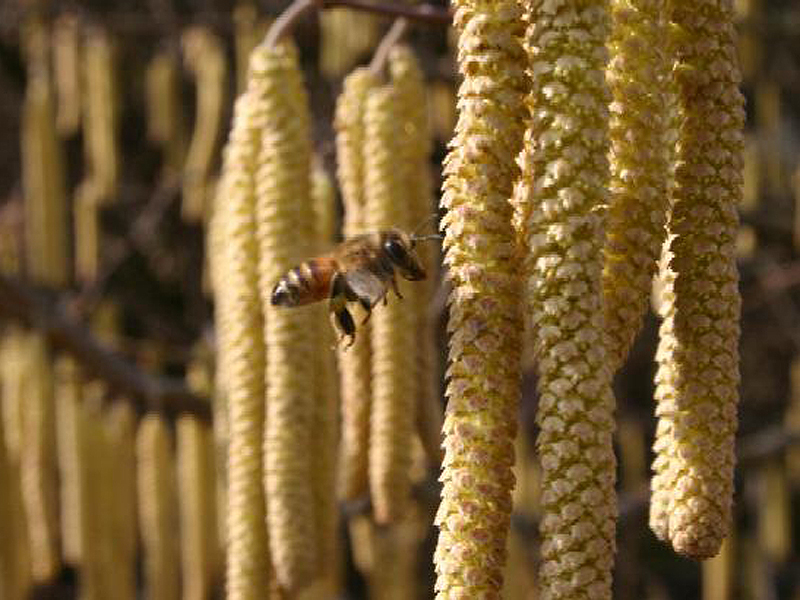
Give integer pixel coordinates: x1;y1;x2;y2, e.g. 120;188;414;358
309;158;342;588
54;356;84;564
603;0;671;371
103;402;137;600
333;67;377;501
20;332;61;582
250;42;317;593
182;28;227;222
512;1;618;598
0;332;32;600
145;50;186;176
363;85;415;524
177;415;220;600
82;27;118;203
649;0;744;560
434;0;527;595
137;415;181;600
389;45;444;470
319;9;382;80
52;14;81;136
21;67;69;287
213;89;270;598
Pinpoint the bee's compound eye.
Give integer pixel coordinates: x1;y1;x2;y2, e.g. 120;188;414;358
383;238;407;263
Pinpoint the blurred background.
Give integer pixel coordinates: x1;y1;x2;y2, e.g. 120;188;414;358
0;0;799;598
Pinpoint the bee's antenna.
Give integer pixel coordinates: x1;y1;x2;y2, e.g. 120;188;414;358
410;233;442;246
411;213;440;237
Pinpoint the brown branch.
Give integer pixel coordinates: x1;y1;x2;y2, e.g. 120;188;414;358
321;0;451;24
264;0;321;48
0;274;211;423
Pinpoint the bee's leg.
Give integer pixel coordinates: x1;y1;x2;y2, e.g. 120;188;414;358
390;275;403;300
358;297;373;325
329;273;356;347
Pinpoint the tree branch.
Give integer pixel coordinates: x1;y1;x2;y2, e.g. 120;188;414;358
322;0;451;24
0;274;211;423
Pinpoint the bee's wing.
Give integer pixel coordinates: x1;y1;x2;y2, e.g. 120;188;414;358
343;269;386;308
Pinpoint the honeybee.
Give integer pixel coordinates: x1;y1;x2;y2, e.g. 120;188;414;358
271;228;438;346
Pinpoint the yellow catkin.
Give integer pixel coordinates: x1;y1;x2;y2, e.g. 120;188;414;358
308;158;341;588
74;179;102;283
79;385;111;600
333;68;377;501
433;0;527;596
145;50;186;175
83;27;118;203
182;27;227;222
512;1;618;598
603;0;671;370
389;45;444;470
363;85;415;524
20;332;61;582
137;414;181;600
21;66;69;286
649;0;744;560
54;356;84;564
52;14;81;136
0;331;32;600
213;86;270;598
250;42;317;593
103;402;137;600
177;415;220;600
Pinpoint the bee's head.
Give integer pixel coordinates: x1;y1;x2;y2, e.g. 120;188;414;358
382;230;426;281
271;278;298;306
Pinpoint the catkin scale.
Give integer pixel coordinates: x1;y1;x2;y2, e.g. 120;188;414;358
434;0;527;595
363;85;416;525
649;0;744;560
334;68;377;501
250;42;317;592
512;1;618;598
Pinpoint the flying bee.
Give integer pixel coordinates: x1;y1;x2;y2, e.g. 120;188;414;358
270;228;439;347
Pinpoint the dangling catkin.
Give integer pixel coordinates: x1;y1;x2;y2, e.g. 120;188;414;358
603;0;671;371
434;0;527;595
137;414;181;600
20;332;61;582
649;0;744;560
334;67;377;501
308;158;341;587
103;402;137;600
213;89;270;598
177;415;219;600
52;14;81;136
145;50;186;176
512;1;618;598
54;356;84;564
82;27;118;203
388;45;444;470
363;85;415;524
182;28;227;222
0;335;32;600
21;68;69;287
250;41;317;593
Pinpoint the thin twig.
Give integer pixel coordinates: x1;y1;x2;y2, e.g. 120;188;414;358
263;0;321;48
0;274;211;422
369;18;408;75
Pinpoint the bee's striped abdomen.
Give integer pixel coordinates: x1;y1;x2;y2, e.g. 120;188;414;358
271;257;337;307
